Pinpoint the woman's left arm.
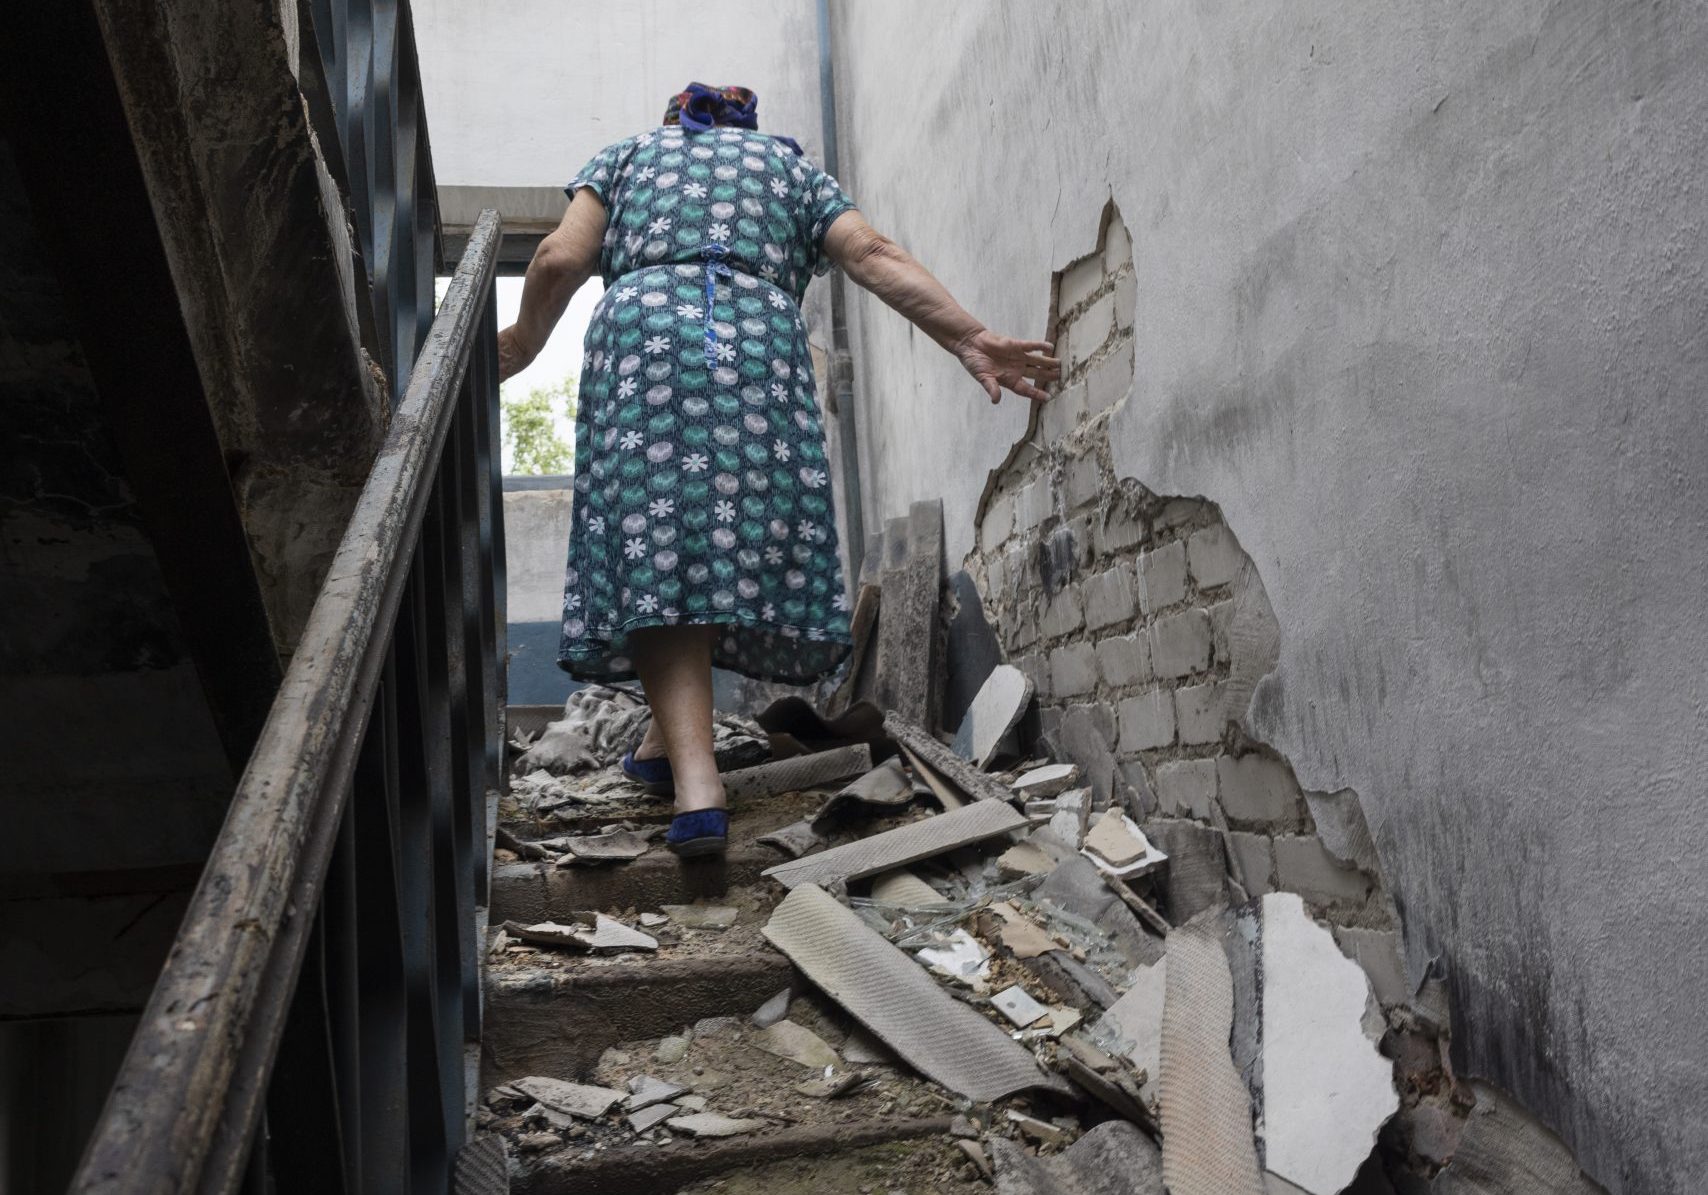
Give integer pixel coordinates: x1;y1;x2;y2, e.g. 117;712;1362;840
498;190;608;380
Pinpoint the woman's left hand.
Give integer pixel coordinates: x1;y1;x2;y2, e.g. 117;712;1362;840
952;329;1060;404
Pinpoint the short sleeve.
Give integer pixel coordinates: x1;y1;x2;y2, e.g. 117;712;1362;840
800;158;857;276
566;137;632;205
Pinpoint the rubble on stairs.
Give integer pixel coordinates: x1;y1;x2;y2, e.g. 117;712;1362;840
484;544;1486;1194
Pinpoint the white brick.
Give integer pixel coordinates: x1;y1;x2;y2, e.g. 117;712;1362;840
979;491;1014;556
1014;652;1048;693
1049;642;1098;698
1155;758;1216;819
1007;603;1039;651
1117;689;1175;752
1114;275;1136;331
1095;632;1151;688
1216;753;1302;825
1040;381;1089;441
1057;253;1103;313
1136;541;1186;613
1275;836;1371;905
1148;608;1212;678
1065;291;1116;371
1093;506;1147;556
1064;454;1102;511
1175;680;1228;745
984;550;1007;599
1039;586;1085;639
1015;477;1053;533
1187;524;1242;588
1225;831;1274;896
1086;344;1133;413
1082;566;1138;632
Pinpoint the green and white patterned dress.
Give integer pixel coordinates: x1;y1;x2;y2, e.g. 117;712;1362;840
558;126;857;683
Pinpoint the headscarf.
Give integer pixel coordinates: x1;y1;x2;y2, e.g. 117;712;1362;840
664;83;758;132
663;82;803;155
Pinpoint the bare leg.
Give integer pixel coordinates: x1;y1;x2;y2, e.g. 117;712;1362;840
628;625;725;814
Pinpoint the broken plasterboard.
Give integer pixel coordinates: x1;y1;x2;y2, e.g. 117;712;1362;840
1260;892;1399;1195
1159;914;1265;1195
762;798;1027;890
762;883;1070;1102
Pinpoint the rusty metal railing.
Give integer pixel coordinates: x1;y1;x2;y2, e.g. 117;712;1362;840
72;209;506;1194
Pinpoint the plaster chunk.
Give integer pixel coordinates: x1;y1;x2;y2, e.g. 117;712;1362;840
1259;892;1398;1194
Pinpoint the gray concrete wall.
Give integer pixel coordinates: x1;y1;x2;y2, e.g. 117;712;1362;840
828;3;1708;1191
503;483;579;705
413;0;828;187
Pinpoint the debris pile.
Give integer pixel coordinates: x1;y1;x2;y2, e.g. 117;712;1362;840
480;500;1486;1193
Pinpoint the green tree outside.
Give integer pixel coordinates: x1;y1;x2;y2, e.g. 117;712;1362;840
501;374;577;476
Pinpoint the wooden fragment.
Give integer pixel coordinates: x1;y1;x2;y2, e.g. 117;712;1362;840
884;713;1016;804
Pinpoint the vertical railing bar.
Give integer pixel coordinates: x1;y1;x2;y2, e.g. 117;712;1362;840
392;562;451;1190
354;675;412;1193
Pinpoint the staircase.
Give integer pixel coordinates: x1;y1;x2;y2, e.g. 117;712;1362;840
477;742;1023;1194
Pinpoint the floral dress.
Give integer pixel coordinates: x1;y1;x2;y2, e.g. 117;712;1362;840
558;126;857;684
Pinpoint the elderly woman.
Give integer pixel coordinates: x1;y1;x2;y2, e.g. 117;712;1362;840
498;83;1056;856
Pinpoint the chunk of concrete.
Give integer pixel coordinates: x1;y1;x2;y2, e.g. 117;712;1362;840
579;914;660;953
952;663;1034;767
1260;892;1398;1194
659;904;739;930
624;1076;689;1111
627;1103;677;1133
750;987;792;1029
512;1076;625;1121
1012;762;1080;799
558;829;651;864
997;839;1058;880
665;1112;769;1138
990;1120;1164;1195
812;757;915;827
753;1019;842;1069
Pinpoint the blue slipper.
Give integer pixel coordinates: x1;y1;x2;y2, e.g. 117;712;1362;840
621;749;675;796
667;809;728;858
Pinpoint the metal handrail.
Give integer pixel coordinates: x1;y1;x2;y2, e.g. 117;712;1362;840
72;209;504;1194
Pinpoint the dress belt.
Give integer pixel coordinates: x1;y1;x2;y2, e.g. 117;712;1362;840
699;243;733;369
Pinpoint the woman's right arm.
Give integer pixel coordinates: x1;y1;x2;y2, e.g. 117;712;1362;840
822;211;1059;404
498;189;608;381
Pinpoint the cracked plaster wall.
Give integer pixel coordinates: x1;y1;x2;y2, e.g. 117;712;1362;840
828;3;1708;1191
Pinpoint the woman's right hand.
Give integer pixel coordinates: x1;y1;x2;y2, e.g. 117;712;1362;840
952;328;1060;404
497;326;533;382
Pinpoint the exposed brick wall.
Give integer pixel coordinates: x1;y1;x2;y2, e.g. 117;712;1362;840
965;202;1399;944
